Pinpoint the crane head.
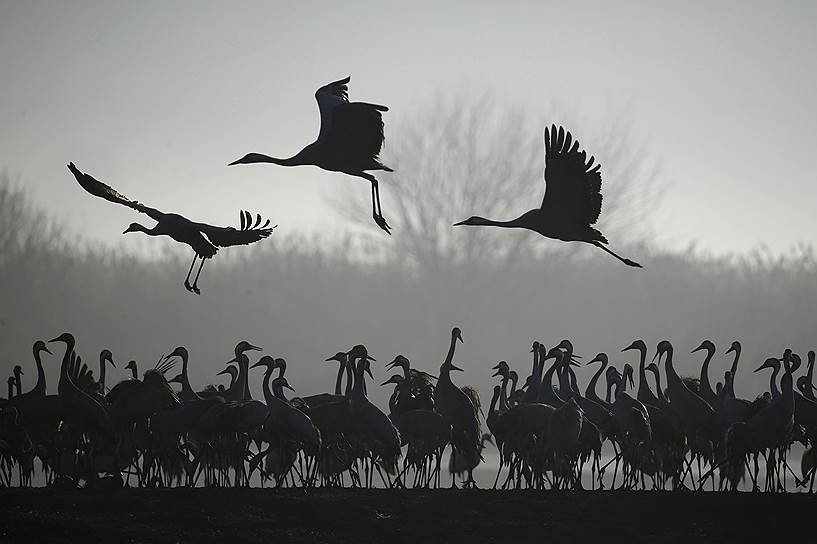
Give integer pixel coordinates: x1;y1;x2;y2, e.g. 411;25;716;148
33;340;52;356
691;340;716;355
163;346;189;364
754;357;779;373
13;365;22;376
271;376;295;392
452;327;463;343
325;352;347;363
235;341;262;355
621;340;646;354
250;355;275;370
725;341;741;356
386;355;409;371
48;332;75;346
653;340;673;363
381;374;404;387
586;353;608;367
100;349;115;368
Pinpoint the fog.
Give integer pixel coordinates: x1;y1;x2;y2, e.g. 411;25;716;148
2;164;814;411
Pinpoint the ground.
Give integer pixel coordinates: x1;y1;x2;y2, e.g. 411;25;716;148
0;488;814;543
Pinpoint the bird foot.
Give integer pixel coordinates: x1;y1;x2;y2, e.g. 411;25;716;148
192;285;201;295
184;280;193;292
373;214;391;235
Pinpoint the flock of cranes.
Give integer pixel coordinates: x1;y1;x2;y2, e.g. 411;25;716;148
68;77;641;296
2;328;816;492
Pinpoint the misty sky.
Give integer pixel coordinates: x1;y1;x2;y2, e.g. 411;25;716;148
1;1;816;255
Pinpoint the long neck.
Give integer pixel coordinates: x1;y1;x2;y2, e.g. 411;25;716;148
99;355;107;390
489;388;500;418
236;151;310;167
700;349;716;402
31;348;46;397
541;357;563;404
806;357;815;396
727;347;741;398
261;368;275;405
130;365;137;380
460;214;532;229
662;347;682;388
14;374;21;396
650;369;665;401
586;360;607;403
439;333;458;382
58;340;75;394
181;355;200;401
344;361;354;397
770;364;781;399
499;375;509;411
510;374;518;399
351;357;366;398
636;347;651;401
237;355;251;401
334;360;345;396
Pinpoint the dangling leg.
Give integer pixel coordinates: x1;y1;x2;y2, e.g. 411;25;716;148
190;257;206;295
591;241;642;268
362;173;390;235
184;254;198;291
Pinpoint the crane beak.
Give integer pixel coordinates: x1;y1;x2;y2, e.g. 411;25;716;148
366;355;376;362
250;360;263;369
225;356;239;364
450;363;464;372
380;378;394;386
651;350;662;363
47;336;61;344
283;382;295;392
216;368;231;377
42;345;52;355
248;344;262;351
365;366;374;380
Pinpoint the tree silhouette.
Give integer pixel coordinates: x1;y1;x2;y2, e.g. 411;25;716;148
335;95;663;271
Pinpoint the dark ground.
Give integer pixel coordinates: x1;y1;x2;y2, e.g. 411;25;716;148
0;488;814;543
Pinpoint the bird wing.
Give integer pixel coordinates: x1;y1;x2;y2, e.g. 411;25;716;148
322;103;387;163
541;125;603;226
67;163;164;222
315;76;351;142
191;210;276;248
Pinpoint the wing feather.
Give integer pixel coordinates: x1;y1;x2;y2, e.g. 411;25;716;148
193;210;276;248
316;76;351;142
541;125;604;226
67;163;164;221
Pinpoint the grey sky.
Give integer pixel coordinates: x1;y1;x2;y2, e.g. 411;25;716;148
1;0;816;255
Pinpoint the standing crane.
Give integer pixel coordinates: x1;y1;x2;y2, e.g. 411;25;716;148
228;76;393;234
67;163;276;294
433;327;482;488
454;125;641;267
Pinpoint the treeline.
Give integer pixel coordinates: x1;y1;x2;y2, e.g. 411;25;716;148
1;176;815;409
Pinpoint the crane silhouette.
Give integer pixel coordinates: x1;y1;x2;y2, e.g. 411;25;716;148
67;163;276;294
454;125;641;267
228;76;394;234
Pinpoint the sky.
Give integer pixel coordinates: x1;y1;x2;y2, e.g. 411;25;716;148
1;0;816;256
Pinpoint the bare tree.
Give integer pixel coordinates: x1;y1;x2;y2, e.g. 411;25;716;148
334;94;663;271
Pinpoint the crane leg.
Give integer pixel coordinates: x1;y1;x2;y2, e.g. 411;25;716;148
184;254;198;291
362;173;390;234
190;257;206;295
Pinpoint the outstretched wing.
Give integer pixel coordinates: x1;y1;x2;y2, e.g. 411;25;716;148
323;103;388;163
193;210;276;248
316;76;351;142
67;163;164;222
542;126;603;226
